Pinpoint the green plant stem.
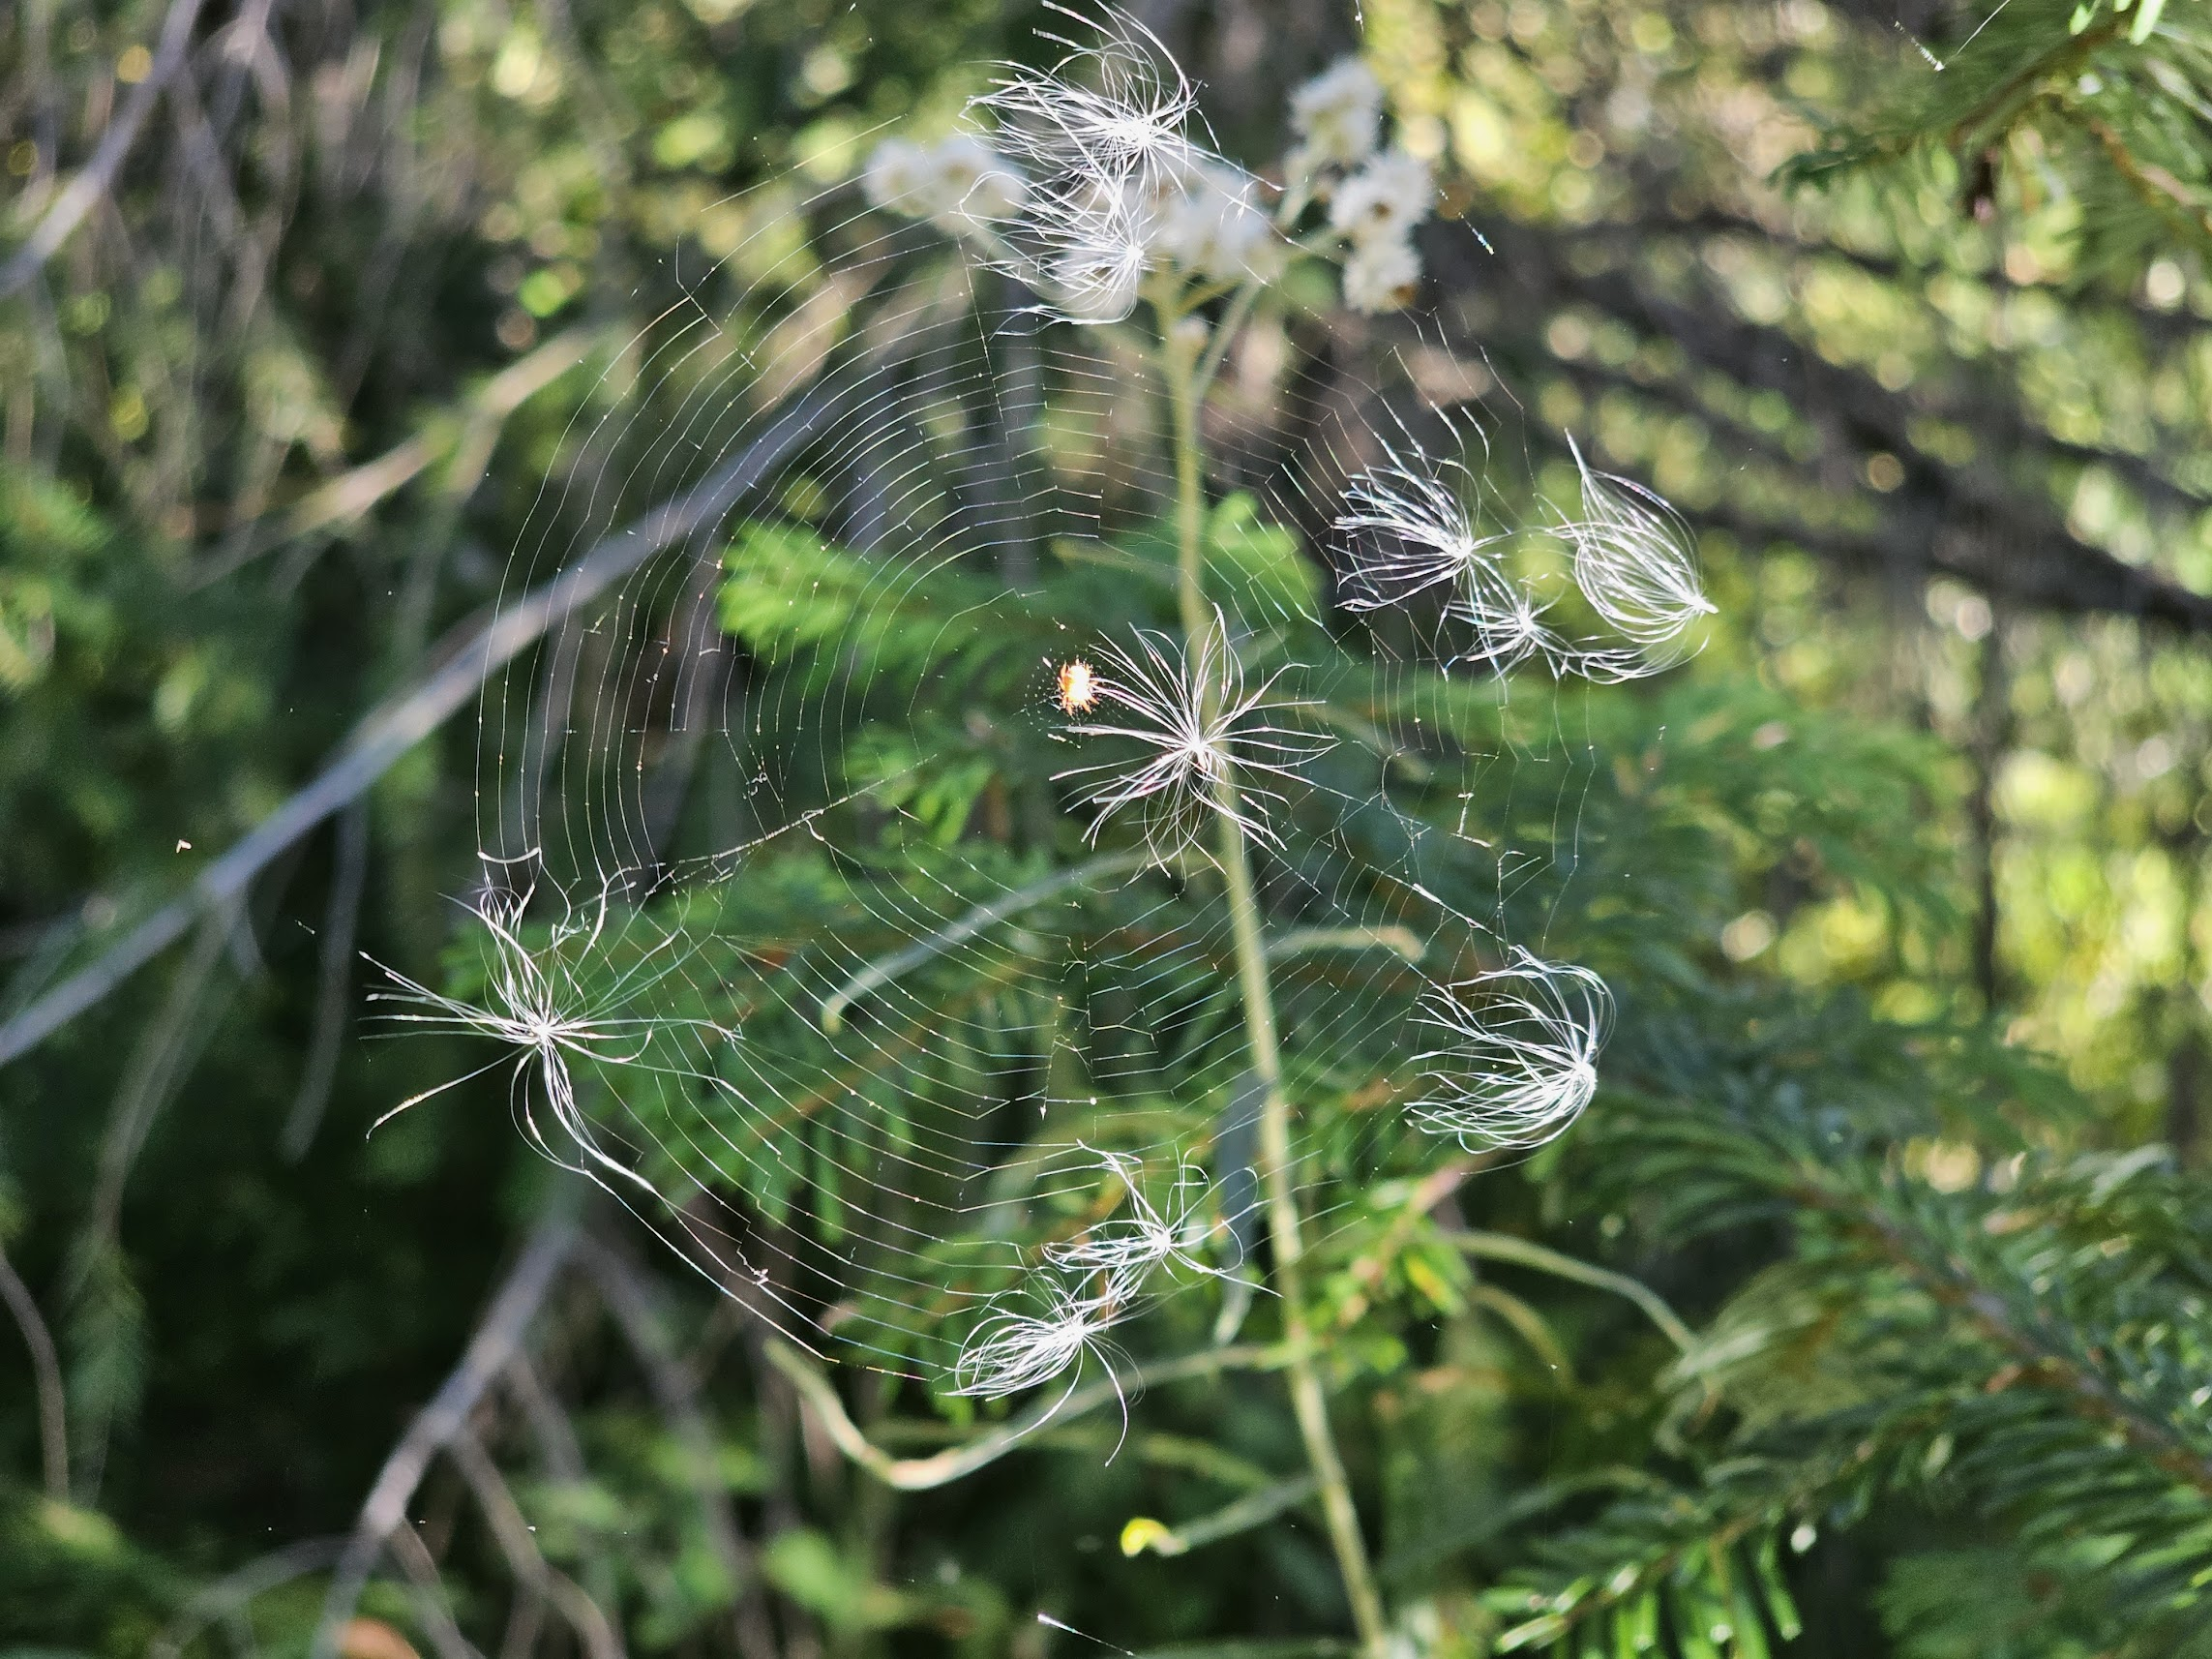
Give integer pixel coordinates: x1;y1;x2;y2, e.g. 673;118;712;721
1162;308;1389;1658
767;1339;1289;1491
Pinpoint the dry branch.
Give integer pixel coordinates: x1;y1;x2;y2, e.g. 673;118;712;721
0;368;862;1070
765;1339;1289;1491
573;1234;778;1659
0;0;212;302
447;1431;624;1659
309;1216;579;1659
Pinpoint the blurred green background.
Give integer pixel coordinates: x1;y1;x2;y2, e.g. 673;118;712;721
4;0;2212;1654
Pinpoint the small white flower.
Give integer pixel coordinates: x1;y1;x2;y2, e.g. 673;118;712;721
952;1274;1121;1398
1341;233;1422;314
1330;149;1434;247
1560;436;1715;661
1410;949;1612;1151
923;135;1029;232
864;135;1028;240
862;137;938;213
1043;1147;1233;1298
1153;162;1283;284
1056;611;1329;864
1289;57;1385;170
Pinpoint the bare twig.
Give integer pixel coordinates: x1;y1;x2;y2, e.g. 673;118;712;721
195;327;603;588
386;1523;489;1659
1449;1230;1696;1354
149;1537;347;1659
1121;1474;1320;1558
89;903;237;1248
765;1340;1289;1492
283;800;371;1160
573;1234;777;1659
0;367;865;1070
0;1236;68;1499
447;1432;624;1659
310;1215;580;1659
0;0;212;302
503;1353;588;1483
503;1351;621;1619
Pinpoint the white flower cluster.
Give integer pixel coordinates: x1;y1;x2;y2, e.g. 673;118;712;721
1333;429;1713;679
1287;57;1434;316
953;1149;1224;1401
858;18;1435;322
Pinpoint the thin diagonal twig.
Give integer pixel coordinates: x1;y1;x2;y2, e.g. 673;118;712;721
310;1215;580;1659
0;0;212;302
447;1432;624;1659
0;365;869;1070
283;800;371;1160
573;1234;778;1659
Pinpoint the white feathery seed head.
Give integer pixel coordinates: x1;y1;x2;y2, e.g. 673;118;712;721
1447;582;1574;678
972;7;1202;195
1289;57;1385;171
364;871;723;1194
1340;234;1422;314
1334;442;1510;612
1336;431;1710;681
1561;435;1715;662
1410;949;1612;1151
1043;1147;1232;1299
1056;611;1330;864
951;1273;1121;1399
1045;201;1154;321
957;8;1312;320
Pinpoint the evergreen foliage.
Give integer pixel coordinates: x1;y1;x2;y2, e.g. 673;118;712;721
4;2;2212;1657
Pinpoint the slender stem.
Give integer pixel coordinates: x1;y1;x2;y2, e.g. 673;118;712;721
1160;306;1389;1656
767;1339;1289;1492
1451;1230;1694;1353
0;1237;68;1499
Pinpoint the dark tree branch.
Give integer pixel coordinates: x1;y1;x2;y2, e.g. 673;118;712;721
310;1215;580;1659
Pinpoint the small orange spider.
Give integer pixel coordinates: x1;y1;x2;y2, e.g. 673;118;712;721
1057;657;1099;715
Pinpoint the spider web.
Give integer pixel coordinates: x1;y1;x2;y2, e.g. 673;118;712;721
390;9;1709;1402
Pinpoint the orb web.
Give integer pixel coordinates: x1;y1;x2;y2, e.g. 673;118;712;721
390;9;1714;1403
